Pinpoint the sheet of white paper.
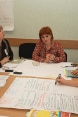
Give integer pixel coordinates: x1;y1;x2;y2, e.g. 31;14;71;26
0;63;18;72
0;59;26;72
0;75;9;87
0;75;9;80
0;77;78;114
0;116;8;117
3;63;18;69
9;60;72;80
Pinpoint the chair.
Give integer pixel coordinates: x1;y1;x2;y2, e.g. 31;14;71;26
64;51;67;62
19;43;36;59
19;43;67;61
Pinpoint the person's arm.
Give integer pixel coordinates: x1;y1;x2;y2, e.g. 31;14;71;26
52;42;66;63
0;57;10;68
4;39;13;60
56;77;78;87
32;41;46;62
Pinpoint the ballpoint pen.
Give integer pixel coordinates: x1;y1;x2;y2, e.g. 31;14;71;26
61;64;78;68
61;66;76;68
55;74;61;85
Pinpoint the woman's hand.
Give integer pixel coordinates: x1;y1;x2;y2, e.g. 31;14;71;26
46;54;55;62
0;56;10;65
56;77;66;85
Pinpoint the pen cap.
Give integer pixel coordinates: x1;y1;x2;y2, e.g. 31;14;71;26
58;74;61;78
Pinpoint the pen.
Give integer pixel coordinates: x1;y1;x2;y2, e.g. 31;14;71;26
5;69;13;72
61;66;75;68
55;74;61;85
71;63;78;67
13;71;22;74
65;66;73;67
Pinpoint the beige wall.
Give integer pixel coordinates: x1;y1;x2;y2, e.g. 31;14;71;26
4;0;78;62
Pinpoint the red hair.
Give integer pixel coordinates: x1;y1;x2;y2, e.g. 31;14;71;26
39;26;53;39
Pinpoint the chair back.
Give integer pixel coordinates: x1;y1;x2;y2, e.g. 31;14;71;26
19;43;36;59
64;51;67;62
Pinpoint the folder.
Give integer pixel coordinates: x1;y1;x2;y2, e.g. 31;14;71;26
64;69;78;78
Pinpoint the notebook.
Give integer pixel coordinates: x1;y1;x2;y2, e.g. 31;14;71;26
64;69;78;78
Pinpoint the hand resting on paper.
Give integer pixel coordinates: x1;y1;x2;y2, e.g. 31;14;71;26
56;76;78;87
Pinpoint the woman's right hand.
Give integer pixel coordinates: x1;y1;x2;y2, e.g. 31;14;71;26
1;56;10;65
56;77;66;85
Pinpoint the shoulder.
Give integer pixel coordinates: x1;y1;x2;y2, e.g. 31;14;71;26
2;39;10;47
3;39;9;43
4;39;8;42
52;40;62;46
36;40;43;46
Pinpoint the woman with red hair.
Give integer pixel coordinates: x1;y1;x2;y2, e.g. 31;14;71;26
32;26;66;63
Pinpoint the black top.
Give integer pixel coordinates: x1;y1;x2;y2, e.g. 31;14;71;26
0;39;13;68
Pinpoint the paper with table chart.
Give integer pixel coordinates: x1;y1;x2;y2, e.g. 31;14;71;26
0;77;78;114
9;60;74;79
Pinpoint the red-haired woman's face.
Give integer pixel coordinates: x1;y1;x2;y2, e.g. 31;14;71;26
41;34;52;45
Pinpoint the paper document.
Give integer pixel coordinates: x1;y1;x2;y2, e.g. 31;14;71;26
0;75;9;87
9;60;72;80
0;77;78;114
0;116;8;117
